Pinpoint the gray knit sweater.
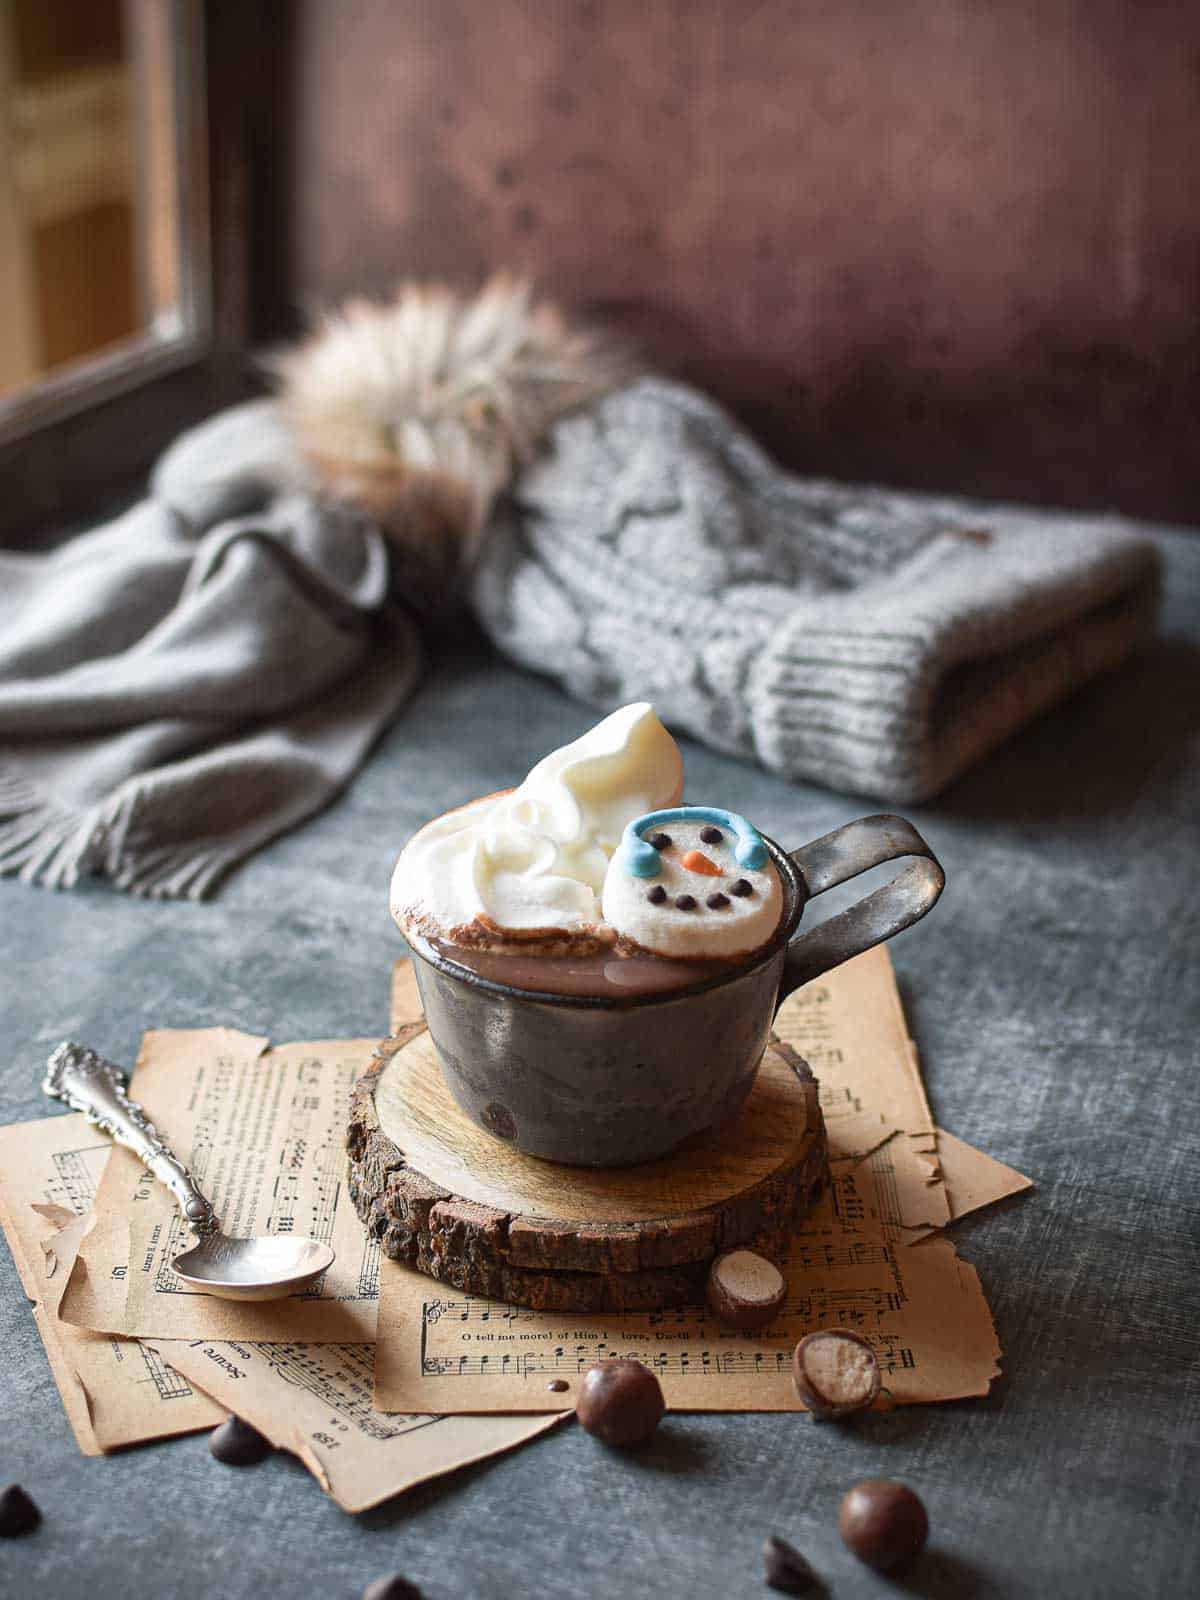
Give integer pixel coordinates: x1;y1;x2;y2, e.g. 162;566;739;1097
472;379;1160;801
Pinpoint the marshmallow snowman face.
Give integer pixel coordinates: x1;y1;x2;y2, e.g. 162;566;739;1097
601;807;784;959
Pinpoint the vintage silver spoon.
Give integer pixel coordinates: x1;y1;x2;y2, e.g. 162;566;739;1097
43;1040;335;1302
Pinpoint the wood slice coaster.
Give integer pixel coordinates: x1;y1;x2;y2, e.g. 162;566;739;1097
347;972;828;1312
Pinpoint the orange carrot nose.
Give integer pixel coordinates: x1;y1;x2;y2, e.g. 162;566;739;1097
680;850;722;876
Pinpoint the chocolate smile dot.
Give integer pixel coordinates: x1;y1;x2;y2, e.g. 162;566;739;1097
675;894;698;910
706;892;730;909
648;831;672;850
646;885;667;904
700;825;724;844
729;878;754;897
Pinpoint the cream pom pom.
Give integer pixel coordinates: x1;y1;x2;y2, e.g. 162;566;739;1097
273;274;628;582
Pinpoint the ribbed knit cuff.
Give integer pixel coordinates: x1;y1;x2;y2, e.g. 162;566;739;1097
748;520;1161;802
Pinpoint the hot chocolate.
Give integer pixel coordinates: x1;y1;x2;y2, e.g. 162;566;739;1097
390;704;785;996
419;936;747;1000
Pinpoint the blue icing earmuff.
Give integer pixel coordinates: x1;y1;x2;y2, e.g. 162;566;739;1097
620;806;769;879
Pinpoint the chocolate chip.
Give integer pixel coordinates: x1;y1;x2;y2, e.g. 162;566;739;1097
706;892;729;909
674;894;697;910
729;878;754;896
793;1329;881;1419
839;1480;928;1572
363;1576;424;1600
647;885;667;904
700;824;724;844
576;1359;665;1446
209;1415;272;1467
648;831;672;850
763;1534;817;1594
0;1484;40;1538
706;1249;787;1331
547;1379;569;1392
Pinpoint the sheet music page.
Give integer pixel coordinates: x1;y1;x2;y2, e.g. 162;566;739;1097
59;1030;383;1342
143;1336;561;1512
373;1136;1001;1414
915;1122;1033;1237
0;1115;223;1452
7;1116;560;1501
769;950;949;1231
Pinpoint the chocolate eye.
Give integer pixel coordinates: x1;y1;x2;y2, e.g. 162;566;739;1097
648;831;672;850
729;879;754;897
700;825;723;844
675;894;697;911
706;892;729;909
646;885;667;904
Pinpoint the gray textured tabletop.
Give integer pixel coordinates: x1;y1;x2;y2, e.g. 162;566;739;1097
2;529;1197;1600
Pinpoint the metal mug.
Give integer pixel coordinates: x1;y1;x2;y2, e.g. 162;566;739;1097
405;814;944;1167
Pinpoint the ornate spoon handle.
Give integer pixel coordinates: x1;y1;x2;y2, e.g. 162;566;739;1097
43;1041;218;1234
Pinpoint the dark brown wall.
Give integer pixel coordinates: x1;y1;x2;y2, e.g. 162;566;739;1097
282;0;1200;521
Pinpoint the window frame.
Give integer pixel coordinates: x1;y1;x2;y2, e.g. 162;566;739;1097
0;0;277;543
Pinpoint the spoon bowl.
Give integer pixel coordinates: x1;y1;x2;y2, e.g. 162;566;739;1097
44;1041;338;1303
172;1232;336;1301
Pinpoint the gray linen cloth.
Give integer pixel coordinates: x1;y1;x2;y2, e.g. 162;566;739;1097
474;379;1161;801
0;401;420;899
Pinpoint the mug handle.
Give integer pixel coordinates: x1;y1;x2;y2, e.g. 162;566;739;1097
778;814;945;1004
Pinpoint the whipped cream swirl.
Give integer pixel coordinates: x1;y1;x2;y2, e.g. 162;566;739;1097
390;703;684;943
